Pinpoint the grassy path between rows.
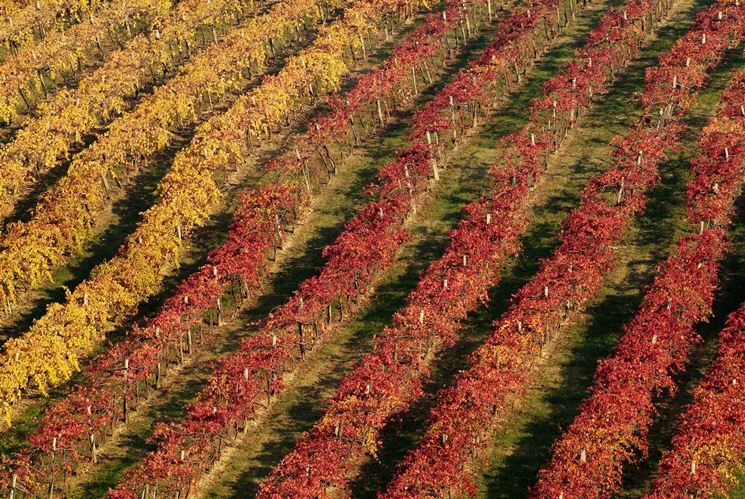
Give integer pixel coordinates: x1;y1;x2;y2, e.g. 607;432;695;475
0;0;331;340
191;0;643;495
470;0;745;496
0;6;429;492
45;9;500;497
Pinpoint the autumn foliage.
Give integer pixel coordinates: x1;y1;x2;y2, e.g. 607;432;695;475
533;68;745;498
0;0;265;221
0;0;171;125
0;185;298;496
0;0;107;51
0;0;489;494
648;300;745;498
0;0;418;427
0;0;326;313
258;0;685;494
0;0;743;495
383;1;745;497
109;0;580;494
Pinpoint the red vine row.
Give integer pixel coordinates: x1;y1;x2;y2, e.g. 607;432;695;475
382;2;745;497
109;0;586;495
0;185;299;497
647;302;745;497
267;0;493;195
0;0;487;494
533;67;745;497
259;0;683;494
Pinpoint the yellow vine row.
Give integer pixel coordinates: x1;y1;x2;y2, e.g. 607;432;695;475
0;0;425;426
0;0;265;220
0;0;329;313
0;0;108;51
0;0;171;124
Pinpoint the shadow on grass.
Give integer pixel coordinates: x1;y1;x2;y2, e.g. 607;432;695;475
217;151;495;497
68;9;501;496
479;7;743;499
342;0;660;493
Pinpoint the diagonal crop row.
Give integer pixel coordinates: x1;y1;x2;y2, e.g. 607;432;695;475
258;0;684;495
647;301;745;497
0;0;331;317
112;0;600;496
0;0;273;222
0;0;491;494
0;0;107;56
380;2;745;497
0;0;426;430
645;78;745;497
106;3;521;497
269;0;501;196
533;69;745;498
0;184;299;497
0;0;172;125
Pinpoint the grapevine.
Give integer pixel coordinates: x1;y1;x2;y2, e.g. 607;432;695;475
0;185;298;497
647;299;745;498
0;0;328;316
0;0;475;490
113;0;598;495
382;2;745;497
0;0;268;220
0;0;172;124
533;68;745;499
0;0;423;429
261;0;686;494
0;0;107;55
